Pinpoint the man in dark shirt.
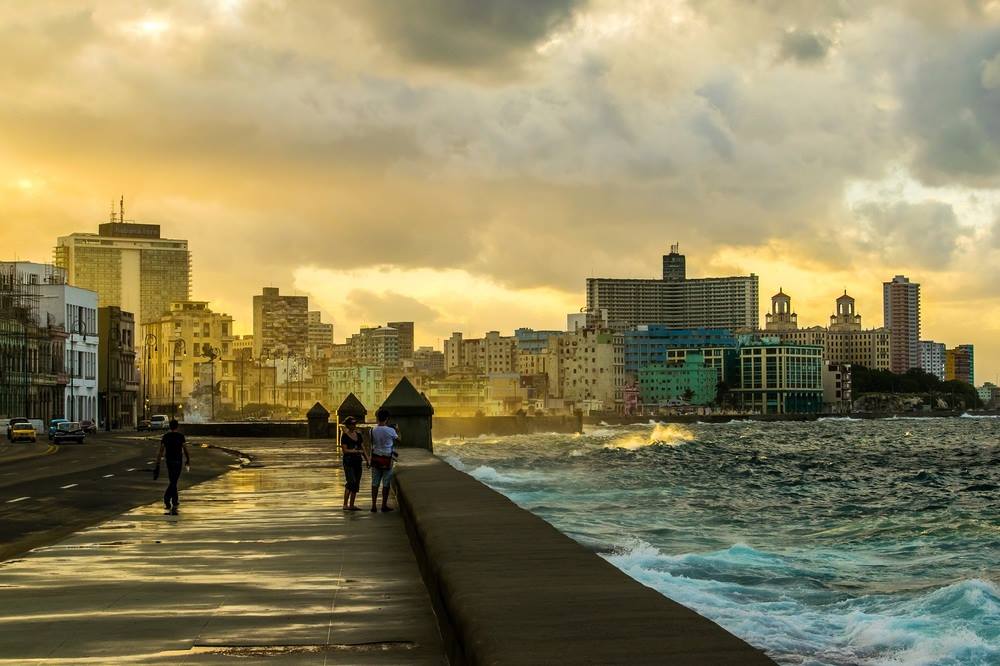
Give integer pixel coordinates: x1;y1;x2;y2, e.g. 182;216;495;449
155;419;191;515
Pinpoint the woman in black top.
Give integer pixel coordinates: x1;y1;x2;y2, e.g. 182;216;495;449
340;417;368;511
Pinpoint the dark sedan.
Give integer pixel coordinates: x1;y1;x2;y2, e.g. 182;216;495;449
52;422;86;444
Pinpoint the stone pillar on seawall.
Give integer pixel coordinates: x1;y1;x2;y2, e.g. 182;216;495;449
379;377;434;452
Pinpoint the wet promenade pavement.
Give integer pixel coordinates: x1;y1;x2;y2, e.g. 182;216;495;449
0;439;445;665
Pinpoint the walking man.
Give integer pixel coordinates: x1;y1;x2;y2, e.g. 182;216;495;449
369;408;399;513
155;419;191;516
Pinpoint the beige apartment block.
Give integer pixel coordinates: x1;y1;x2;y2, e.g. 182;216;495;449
142;301;235;415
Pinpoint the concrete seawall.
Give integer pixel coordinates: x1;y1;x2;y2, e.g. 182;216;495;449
394;449;775;665
435;414;582;438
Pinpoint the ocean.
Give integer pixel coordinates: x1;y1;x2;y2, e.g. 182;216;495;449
436;417;1000;665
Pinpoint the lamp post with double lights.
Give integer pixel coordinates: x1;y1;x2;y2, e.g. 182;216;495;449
69;317;88;422
170;338;187;419
201;344;220;422
143;333;157;420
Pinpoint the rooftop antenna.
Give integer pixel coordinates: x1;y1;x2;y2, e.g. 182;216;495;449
109;200;116;223
119;196;125;224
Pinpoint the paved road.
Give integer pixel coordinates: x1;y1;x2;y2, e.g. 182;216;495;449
0;433;242;561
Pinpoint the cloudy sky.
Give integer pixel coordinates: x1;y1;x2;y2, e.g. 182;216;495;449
2;1;999;381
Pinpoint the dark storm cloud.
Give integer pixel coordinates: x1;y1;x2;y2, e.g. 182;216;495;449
348;0;585;70
896;27;1000;185
779;29;831;63
854;200;968;269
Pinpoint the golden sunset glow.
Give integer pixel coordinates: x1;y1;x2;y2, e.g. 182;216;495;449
2;1;999;381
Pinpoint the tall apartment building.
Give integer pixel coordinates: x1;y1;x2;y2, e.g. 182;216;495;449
586;245;759;331
142;301;235;416
98;306;138;429
410;346;445;375
883;275;921;373
920;341;946;380
54;215;190;327
387;321;414;360
444;331;517;374
0;262;69;422
253;287;308;359
349;326;400;367
761;291;891;371
624;326;737;376
307;311;334;359
945;344;974;385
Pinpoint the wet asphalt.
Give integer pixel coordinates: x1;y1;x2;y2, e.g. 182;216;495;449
0;433;241;561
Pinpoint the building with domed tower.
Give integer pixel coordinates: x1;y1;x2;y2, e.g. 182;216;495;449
758;290;891;371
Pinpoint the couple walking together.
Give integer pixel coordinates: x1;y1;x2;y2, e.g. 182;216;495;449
340;408;399;513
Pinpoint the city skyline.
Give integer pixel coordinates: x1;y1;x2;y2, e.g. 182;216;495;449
2;2;999;381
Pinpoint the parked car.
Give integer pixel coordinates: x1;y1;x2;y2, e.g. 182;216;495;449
48;419;69;440
5;417;28;442
150;415;170;430
136;419;151;431
52;422;86;444
9;422;37;443
80;419;97;434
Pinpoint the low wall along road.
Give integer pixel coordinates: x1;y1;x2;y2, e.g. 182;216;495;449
394;449;775;665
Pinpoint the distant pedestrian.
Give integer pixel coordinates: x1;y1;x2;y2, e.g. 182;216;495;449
369;408;399;513
340;416;368;511
155;419;190;516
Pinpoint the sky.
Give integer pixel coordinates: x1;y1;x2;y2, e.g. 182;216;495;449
1;1;999;382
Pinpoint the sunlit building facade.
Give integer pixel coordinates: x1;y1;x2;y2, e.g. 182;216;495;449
883;275;921;373
734;340;824;414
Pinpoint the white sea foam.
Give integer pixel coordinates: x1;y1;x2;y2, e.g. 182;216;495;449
602;540;1000;666
605;423;696;449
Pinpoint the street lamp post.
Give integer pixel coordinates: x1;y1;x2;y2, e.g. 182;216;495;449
69;317;88;422
143;333;157;420
202;344;220;422
170;338;187;419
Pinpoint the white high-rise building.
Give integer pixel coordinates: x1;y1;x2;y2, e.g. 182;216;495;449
54;214;190;329
920;341;946;380
586;245;759;332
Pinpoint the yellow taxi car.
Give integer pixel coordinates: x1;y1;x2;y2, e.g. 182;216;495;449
9;422;37;443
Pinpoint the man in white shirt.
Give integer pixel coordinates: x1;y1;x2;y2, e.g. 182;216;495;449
369;408;400;513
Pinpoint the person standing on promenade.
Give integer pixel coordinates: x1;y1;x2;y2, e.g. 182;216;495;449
369;408;399;513
340;416;368;511
155;419;190;516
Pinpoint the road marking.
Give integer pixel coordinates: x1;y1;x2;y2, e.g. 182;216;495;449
60;484;78;489
126;468;136;472
7;497;30;503
102;474;114;478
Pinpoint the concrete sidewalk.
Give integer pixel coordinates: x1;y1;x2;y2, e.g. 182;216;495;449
0;439;444;665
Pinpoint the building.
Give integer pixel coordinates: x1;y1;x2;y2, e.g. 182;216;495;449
516;335;563;400
586;245;759;332
920;341;946;380
142;301;235;418
349;326;400;367
945;344;974;385
822;363;852;413
559;328;621;412
410;346;445;376
637;352;719;408
424;373;488;417
444;331;517;374
98;307;138;429
883;275;921;373
761;291;891;371
54;211;191;328
733;340;824;414
0;262;68;422
387;321;414;360
328;365;385;412
253;287;309;359
624;326;737;376
977;382;1000;408
307;311;334;359
12;263;102;422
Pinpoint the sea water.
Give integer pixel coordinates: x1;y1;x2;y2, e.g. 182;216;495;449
436;419;1000;665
